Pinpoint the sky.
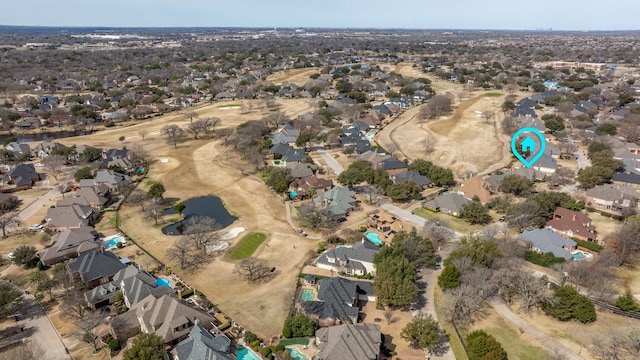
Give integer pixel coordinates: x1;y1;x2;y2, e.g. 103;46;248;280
1;0;639;31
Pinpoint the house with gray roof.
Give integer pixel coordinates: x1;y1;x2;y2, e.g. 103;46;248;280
315;323;381;360
391;170;432;188
4;142;30;159
356;150;387;166
378;157;408;174
67;250;127;289
424;193;471;217
32;141;67;158
518;228;577;261
315;240;380;276
314;187;358;218
301;277;375;327
56;187;109;209
79;169;131;192
110;293;217;345
2;163;42;188
286;161;315;179
169;323;233;360
37;227;100;266
46;204;97;232
527;151;557;174
585;183;640;215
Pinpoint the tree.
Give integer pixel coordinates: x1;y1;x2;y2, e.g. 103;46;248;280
147;181;166;203
542;114;565;133
30;271;57;301
83;331;100;352
234;257;276;282
173;202;186;216
419;95;453;120
386;181;423;201
461;201;492;225
123;333;167;360
12;245;36;267
168;237;197;270
438;264;461;290
374;248;417;307
264;111;288;129
466;330;507;360
295;203;333;230
609;220;640;265
392;230;437;269
78;146;102;163
616;290;640;311
283;315;316;337
160;124;186;148
138;130;148;141
0;282;21;317
183;110;198;123
0;211;20;237
445;236;502;268
577;165;615;189
542;285;596;323
265;167;292;194
400;312;444;353
337;160;374;188
183;216;220;254
596;123;617;136
127;189;151;212
499;175;534;196
186;121;205;140
42;154;66;181
407;159;454;186
74;166;93;182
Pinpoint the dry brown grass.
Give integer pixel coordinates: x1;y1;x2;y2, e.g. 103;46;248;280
266;67;321;85
359;301;423;358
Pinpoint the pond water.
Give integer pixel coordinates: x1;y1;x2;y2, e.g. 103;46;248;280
0;130;89;143
161;196;236;235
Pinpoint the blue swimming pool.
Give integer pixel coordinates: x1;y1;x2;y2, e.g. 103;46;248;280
290;191;298;197
156;278;171;288
287;347;309;360
365;232;383;245
236;345;261;360
301;289;314;302
103;235;124;250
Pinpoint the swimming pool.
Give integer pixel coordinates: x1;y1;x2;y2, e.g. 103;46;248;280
103;235;125;250
572;250;593;261
287;347;310;360
301;289;314;302
364;232;383;245
156;278;171;288
235;345;261;360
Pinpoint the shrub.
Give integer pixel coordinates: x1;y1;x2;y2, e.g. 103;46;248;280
259;347;272;357
572;239;603;252
244;331;259;344
524;251;565;267
283;315;316;337
616;291;640;311
282;324;293;338
108;339;121;351
466;330;507;360
542;285;596;323
217;323;230;331
437;264;461;290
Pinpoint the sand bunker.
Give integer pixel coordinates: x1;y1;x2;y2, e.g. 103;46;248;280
221;226;245;240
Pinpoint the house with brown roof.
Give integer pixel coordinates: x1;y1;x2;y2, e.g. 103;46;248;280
367;212;409;241
56;186;110;209
37;227;100;266
460;176;494;203
291;175;333;199
546;208;597;242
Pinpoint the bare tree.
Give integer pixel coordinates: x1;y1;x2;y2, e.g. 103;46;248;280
234;257;276;282
383;308;393;325
183;216;220;254
160;124;186;149
145;203;164;225
127;189;150;212
187;121;204;140
0;211;21;237
264;111;288;129
167;237;198;270
608;221;640;265
42;154;67;181
216;128;234;144
129;143;149;165
138;129;149;141
591;329;640;360
184;110;199;123
481;110;495;124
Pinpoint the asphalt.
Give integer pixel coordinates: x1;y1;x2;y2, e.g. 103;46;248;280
316;149;344;175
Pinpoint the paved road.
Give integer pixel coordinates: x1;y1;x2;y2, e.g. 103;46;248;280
487;298;585;360
317;149;344;175
18;188;60;222
574;147;591;170
0;295;72;360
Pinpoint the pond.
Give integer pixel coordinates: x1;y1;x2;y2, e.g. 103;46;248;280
161;196;237;235
0;130;89;143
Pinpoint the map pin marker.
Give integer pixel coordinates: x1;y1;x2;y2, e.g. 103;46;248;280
511;127;546;168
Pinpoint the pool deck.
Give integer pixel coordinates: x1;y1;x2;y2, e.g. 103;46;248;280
287;345;316;359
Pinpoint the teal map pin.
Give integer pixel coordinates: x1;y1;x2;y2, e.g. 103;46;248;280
511;127;546;168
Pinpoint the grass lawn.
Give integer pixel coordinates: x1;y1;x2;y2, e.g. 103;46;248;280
412;207;483;234
279;337;309;346
228;233;267;260
433;287;469;360
484;92;504;97
217;103;242;108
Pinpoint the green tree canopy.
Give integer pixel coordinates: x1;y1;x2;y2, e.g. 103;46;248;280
438;264;461;290
445;236;502;268
283;315;316;338
122;333;166;360
12;245;37;268
386;181;423;201
265;167;292;194
542;285;596;323
498;175;534;196
337;160;374;187
147;181;166;201
0;282;22;316
400;312;444;351
616;290;640;312
392;230;437;269
374;246;418;307
74;167;93;182
466;330;508;360
407;159;454;186
461;201;492;225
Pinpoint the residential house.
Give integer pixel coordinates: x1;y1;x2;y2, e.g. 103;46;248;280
301;277;375;326
79;169;131;192
32;141;67;158
424;193;471;217
169;323;234;360
2;163;42;189
291;175;333;199
315;323;381;360
377;157;407;176
358;151;390;168
15;118;41;129
66;250;127;289
391;170;431;188
85;265;173;310
460;176;494;203
367;212;408;241
612;171;640;188
56;186;109;209
4;142;30;159
214;92;234;100
585;184;640;215
37;227;100;266
110;293;217;345
527;151;557;174
286;162;316;179
546;208;597;242
315;240;380;276
314;187;358;219
517;228;577;261
270;124;300;145
45;204;97;232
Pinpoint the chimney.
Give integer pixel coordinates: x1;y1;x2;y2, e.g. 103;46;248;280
572;214;576;222
177;290;182;300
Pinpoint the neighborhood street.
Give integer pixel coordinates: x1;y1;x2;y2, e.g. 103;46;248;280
0;295;72;360
18;188;59;223
317;149;344;175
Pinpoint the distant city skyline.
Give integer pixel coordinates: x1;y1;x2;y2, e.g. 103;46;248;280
1;0;639;31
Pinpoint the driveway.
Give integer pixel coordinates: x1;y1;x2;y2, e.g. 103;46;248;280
487;298;585;360
316;149;344;175
18;189;60;222
380;202;464;240
574;148;591;170
0;295;71;360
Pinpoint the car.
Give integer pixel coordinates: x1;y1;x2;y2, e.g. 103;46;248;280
499;216;505;222
28;224;43;231
7;252;14;259
336;217;347;223
301;232;308;237
34;163;45;167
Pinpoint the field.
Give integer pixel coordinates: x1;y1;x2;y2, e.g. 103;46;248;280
228;233;267;260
